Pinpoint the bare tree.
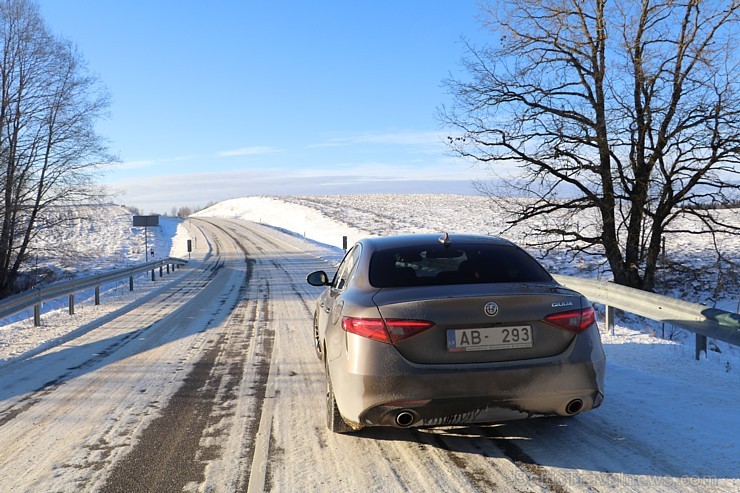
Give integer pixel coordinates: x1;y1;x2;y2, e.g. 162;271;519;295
441;0;740;290
0;0;113;297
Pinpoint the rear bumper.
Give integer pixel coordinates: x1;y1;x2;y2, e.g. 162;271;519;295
329;325;606;428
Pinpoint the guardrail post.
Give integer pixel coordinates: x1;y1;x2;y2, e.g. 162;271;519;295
34;304;41;326
159;266;163;277
151;269;155;281
95;286;100;305
129;275;134;291
695;334;707;360
605;305;615;335
68;294;75;315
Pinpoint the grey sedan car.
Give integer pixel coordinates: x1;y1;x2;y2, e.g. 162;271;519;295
306;233;605;433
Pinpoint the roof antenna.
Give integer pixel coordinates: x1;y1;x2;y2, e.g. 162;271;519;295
438;232;452;247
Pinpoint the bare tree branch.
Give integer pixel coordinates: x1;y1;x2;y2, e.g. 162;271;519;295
0;0;114;297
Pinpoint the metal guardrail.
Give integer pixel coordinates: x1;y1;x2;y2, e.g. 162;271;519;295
0;257;188;326
554;274;740;360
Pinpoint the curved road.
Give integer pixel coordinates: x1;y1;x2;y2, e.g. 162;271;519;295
0;218;733;492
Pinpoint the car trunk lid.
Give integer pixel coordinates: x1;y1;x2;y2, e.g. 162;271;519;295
372;283;584;364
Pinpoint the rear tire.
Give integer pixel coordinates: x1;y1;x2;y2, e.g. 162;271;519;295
326;363;353;434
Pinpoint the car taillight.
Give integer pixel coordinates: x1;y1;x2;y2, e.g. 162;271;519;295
341;317;434;344
341;317;388;343
385;319;435;343
544;306;596;333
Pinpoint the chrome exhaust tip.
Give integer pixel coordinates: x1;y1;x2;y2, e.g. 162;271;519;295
394;410;416;428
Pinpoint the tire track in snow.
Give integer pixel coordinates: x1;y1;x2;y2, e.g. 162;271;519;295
193;219;282;490
96;219;286;492
97;219;270;491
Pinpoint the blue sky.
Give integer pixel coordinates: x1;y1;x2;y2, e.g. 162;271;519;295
37;1;492;213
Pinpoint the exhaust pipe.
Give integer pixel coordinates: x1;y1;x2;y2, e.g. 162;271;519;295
395;410;416;428
565;399;584;416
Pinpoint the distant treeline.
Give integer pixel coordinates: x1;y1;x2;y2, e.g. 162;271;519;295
687;199;740;210
127;202;217;218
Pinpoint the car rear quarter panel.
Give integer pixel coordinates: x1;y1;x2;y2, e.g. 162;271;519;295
323;287;382;364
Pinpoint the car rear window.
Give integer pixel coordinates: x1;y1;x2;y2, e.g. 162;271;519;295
368;244;552;288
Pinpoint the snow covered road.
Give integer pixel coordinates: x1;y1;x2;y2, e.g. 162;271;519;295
0;217;736;492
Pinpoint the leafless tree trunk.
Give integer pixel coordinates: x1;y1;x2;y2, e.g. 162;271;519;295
441;0;740;290
0;0;113;297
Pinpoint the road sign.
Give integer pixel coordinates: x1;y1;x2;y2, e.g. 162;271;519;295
133;215;160;227
133;215;160;261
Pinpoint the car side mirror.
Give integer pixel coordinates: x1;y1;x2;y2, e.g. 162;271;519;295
306;270;330;287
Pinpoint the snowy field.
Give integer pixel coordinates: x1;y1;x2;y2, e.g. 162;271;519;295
0;206;196;363
0;195;738;485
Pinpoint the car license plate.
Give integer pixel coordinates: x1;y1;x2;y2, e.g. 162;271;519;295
447;326;533;352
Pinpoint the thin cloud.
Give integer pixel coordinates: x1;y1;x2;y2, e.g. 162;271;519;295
111;168;480;213
218;146;282;157
117;155;202;170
